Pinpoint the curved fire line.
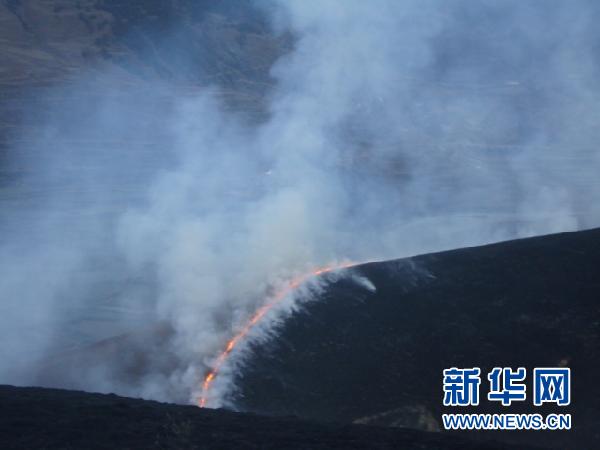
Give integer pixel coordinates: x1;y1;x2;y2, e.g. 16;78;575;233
198;262;357;408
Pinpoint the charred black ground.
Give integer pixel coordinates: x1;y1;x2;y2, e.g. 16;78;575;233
0;385;534;450
232;227;600;449
27;228;600;449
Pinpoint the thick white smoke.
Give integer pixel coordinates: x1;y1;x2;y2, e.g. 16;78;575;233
0;0;598;405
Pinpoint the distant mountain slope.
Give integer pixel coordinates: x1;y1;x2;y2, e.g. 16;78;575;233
0;385;534;450
0;0;282;89
0;0;284;175
233;227;600;449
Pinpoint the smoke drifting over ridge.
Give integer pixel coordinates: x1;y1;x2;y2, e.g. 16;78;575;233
1;0;599;405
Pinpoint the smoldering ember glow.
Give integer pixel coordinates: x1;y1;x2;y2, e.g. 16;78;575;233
198;262;356;408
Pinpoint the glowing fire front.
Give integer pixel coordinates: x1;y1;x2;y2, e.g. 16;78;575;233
198;262;355;408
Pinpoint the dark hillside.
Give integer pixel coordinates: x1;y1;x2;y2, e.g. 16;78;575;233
233;228;600;449
0;385;533;450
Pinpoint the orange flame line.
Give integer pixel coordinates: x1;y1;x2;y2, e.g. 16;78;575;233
198;262;355;408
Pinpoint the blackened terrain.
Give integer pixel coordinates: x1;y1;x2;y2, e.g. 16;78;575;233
233;228;600;450
29;228;600;449
0;385;532;450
